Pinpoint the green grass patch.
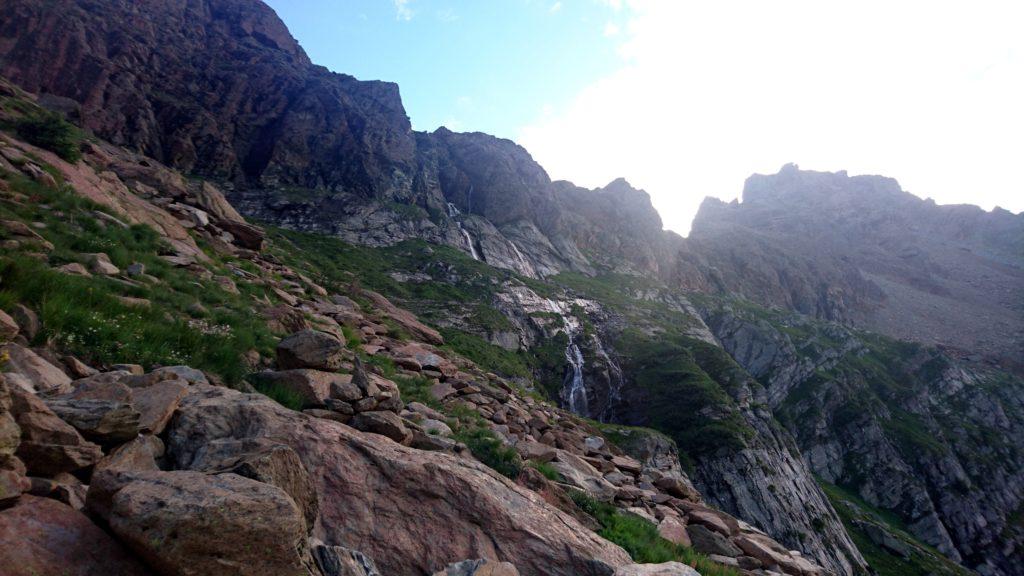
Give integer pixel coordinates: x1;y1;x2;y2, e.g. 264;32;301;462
251;378;305;411
454;426;522;479
569;491;740;575
528;459;561;481
0;167;274;383
10;110;83;162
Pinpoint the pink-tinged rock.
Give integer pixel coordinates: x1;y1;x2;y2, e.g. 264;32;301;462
686;506;739;537
87;469;309;576
657;517;691;547
95;435;163;473
9;386;103;476
0;495;152;576
1;344;72;394
365;290;444;345
0;468;30;505
167;386;631;576
276;330;347;371
613;563;700;576
131;379;189;434
0;309;18;342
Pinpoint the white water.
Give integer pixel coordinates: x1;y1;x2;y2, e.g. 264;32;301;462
593;336;624;422
447;202;481;261
508;240;537;277
547;299;588;415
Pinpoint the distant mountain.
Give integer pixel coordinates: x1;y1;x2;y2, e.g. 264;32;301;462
686;164;1024;368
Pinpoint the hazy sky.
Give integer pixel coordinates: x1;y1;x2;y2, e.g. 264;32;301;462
266;0;1023;234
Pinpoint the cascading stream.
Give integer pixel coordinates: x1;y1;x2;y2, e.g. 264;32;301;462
508;240;537;277
593;335;624;422
547;299;588;416
447;202;481;261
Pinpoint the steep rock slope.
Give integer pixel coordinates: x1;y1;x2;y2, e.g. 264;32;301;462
699;300;1024;575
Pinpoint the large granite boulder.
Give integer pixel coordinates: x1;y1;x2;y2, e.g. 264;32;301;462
166;385;631;576
87;469;312;576
0;495;152;576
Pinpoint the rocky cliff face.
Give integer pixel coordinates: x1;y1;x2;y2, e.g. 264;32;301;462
700;302;1024;576
0;0;416;194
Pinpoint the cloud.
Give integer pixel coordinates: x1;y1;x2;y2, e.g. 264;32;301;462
519;0;1024;234
603;21;620;37
549;2;563;14
394;0;414;21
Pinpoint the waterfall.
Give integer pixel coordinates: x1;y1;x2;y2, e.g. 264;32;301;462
547;299;588;416
508;240;537;277
447;202;481;261
593;335;624;422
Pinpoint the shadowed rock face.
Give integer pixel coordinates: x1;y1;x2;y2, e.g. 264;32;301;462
0;0;415;192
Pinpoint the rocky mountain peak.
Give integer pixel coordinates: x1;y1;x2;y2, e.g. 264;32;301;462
741;164;907;209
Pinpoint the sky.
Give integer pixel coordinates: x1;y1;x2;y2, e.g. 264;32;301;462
265;0;1024;234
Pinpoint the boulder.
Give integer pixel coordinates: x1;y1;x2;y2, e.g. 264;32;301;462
64;371;133;402
0;411;18;459
87;469;311;576
311;539;382;576
9;387;103;476
686;507;738;537
131;365;209;386
686;524;742;557
517;439;556;463
219;220;265;250
276;330;347;371
0;309;18;342
188;440;319;533
166;386;632;576
0;468;30;506
253;369;354;408
420;418;453;437
9;304;39;341
392;343;446;372
734;534;819;576
350;410;412;444
364;291;443;345
652;476;700;501
0;495;152;576
57;262;92;276
44;398;141;446
433;559;521;576
62;356;99;378
87;253;120;275
613;563;700;576
550;450;618;502
1;344;72;393
95;435;163;473
131;379;189;434
657;517;691;547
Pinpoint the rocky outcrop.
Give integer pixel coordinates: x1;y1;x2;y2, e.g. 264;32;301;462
87;469;315;576
166;385;632;576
